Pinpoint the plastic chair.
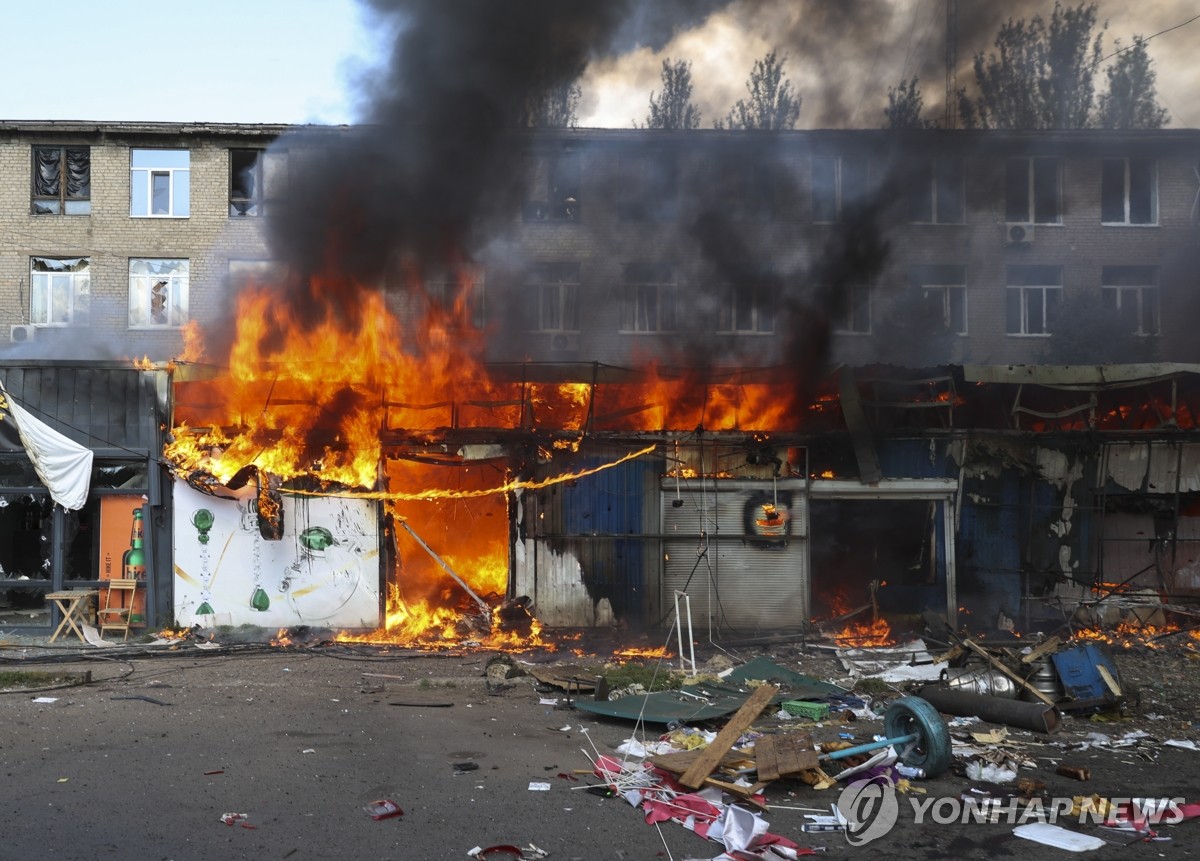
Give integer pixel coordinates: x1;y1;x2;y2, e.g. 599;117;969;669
97;579;140;641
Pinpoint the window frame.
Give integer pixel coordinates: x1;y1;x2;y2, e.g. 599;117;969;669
229;148;288;217
130;149;190;218
1005;265;1062;336
811;155;869;224
31;146;91;216
425;264;486;330
909;264;967;335
1102;265;1160;336
129;258;189;328
619;263;677;333
717;270;777;335
908;157;964;224
1101;157;1158;226
831;283;872;335
29;257;91;326
526;263;580;332
1005;157;1061;225
523;150;581;222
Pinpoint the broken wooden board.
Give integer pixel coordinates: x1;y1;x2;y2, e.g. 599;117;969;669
1020;636;1063;665
529;665;601;691
753;733;819;781
648;747;755;777
680;684;779;789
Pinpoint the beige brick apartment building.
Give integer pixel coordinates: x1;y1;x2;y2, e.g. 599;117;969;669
1;121;1196;367
1;120;1198;636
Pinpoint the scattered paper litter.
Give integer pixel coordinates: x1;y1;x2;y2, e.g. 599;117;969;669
528;781;551;791
1012;822;1105;851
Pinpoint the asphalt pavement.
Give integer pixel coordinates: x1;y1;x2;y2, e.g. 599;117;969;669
0;639;1196;860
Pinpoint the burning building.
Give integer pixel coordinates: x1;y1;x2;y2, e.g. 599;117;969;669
0;2;1198;644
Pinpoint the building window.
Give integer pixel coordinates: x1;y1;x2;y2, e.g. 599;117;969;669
908;264;967;334
617;152;677;223
31;146;90;215
523;150;580;222
1005;157;1060;224
1102;265;1159;335
228;259;285;290
526;263;579;331
715;154;775;222
229;149;288;216
718;269;776;334
131;149;190;217
907;158;963;224
129;259;188;327
812;156;869;223
425;264;485;329
1006;265;1061;335
1101;158;1156;225
620;263;677;333
832;284;871;334
30;257;90;325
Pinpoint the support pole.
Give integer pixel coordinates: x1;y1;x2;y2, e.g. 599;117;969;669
398;520;492;621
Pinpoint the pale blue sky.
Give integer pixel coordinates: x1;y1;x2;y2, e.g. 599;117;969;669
0;0;379;124
1;1;1195;128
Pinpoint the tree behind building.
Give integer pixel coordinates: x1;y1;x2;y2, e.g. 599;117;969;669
717;50;801;130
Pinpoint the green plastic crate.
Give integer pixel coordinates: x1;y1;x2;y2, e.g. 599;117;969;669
781;700;829;720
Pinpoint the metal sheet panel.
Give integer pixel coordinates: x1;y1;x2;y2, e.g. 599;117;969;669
662;479;808;631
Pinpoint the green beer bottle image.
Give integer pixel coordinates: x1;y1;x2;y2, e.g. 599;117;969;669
122;508;146;580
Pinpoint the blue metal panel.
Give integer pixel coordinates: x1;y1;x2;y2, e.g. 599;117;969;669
543;452;658;624
957;471;1022;621
877;438;958;480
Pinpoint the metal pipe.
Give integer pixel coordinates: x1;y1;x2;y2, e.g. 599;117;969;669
397;520;491;620
916;685;1061;733
822;733;919;762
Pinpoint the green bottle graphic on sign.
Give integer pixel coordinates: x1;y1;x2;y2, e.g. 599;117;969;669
122;508;146;580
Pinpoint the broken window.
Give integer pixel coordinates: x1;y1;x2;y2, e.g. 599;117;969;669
229;148;288;216
908;264;967;334
523;149;581;222
907;158;963;224
1006;264;1061;335
718;268;776;334
425;263;486;329
811;156;869;223
617;152;677;222
1101;158;1156;225
620;263;677;333
31;146;90;215
832;284;871;334
131;149;190;217
1102;265;1159;336
30;257;90;325
525;263;579;331
129;258;188;327
1005;157;1060;224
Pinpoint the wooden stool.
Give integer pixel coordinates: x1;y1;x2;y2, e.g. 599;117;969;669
46;589;99;643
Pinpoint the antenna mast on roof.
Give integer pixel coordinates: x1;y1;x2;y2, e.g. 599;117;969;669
945;0;958;129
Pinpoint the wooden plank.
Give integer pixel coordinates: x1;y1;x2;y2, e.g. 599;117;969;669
754;733;818;781
648;747;752;776
702;777;769;810
1019;635;1063;665
680;684;778;789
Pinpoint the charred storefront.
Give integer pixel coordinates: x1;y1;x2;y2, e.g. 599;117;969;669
0;363;170;634
161;359;1200;644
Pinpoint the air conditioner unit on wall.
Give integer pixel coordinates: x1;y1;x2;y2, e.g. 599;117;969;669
1006;222;1034;244
9;324;35;343
549;332;579;353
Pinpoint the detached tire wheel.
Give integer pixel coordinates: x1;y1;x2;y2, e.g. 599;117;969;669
883;696;952;778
